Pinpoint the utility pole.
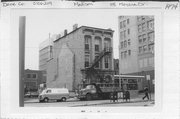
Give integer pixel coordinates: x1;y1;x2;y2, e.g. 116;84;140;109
19;16;26;107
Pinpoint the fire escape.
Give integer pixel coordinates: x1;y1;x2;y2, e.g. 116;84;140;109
83;47;112;84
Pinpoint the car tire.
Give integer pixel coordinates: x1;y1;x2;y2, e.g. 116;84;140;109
86;94;92;101
44;97;49;102
61;97;66;102
57;100;61;102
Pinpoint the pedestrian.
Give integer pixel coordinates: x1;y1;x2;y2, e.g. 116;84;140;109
142;86;149;100
125;91;130;102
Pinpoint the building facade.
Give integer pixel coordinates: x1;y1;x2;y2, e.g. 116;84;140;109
24;69;46;92
114;59;119;75
119;16;154;92
46;25;114;91
39;37;54;71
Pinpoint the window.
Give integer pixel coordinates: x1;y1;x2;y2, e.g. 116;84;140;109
95;38;100;52
138;24;142;33
148;44;154;53
127;84;138;90
32;74;37;78
143;45;148;52
142;23;146;31
95;45;99;52
84;36;91;51
46;90;51;93
120;31;123;39
124;30;126;38
128;39;131;46
139;47;143;53
124;51;127;58
27;74;31;78
121;42;124;48
121;30;126;39
85;55;90;68
120;22;122;29
127;29;130;35
147;20;154;30
148;32;154;42
142;34;146;42
104;38;110;50
127;19;129;24
128;79;137;83
138;35;142;43
124;40;127;48
123;20;126;27
104;56;109;68
128;50;131;56
85;44;89;51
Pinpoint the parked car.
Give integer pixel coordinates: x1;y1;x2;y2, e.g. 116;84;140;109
38;88;69;102
24;92;39;98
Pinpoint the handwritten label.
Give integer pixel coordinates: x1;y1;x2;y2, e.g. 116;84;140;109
73;2;93;7
110;2;146;7
33;1;52;6
165;3;178;10
2;1;52;7
119;2;145;7
2;2;24;7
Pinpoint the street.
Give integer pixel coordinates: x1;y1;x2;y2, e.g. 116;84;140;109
24;94;154;107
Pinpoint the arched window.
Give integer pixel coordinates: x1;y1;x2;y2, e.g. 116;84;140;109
84;35;91;51
94;37;101;52
104;56;109;69
104;38;111;51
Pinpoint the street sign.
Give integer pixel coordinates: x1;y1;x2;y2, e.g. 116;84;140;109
146;75;150;80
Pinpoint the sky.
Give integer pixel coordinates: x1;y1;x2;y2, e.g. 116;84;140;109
12;9;122;70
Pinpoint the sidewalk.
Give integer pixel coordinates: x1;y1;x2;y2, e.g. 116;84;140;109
71;93;155;107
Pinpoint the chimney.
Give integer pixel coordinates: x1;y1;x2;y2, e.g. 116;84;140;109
73;24;78;30
64;29;68;36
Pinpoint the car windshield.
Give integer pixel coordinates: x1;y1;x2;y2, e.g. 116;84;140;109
41;90;47;94
86;85;95;89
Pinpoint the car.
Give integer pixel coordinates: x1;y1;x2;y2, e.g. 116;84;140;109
38;88;69;102
25;92;39;98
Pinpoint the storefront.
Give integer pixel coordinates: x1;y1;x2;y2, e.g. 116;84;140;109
114;75;145;97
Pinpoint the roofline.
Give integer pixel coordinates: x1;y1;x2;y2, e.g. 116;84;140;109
114;75;145;78
54;26;114;42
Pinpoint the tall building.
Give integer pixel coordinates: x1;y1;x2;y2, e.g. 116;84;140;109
47;25;114;91
119;16;154;92
39;38;53;71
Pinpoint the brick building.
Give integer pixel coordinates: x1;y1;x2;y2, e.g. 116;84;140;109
24;69;46;92
46;25;114;91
